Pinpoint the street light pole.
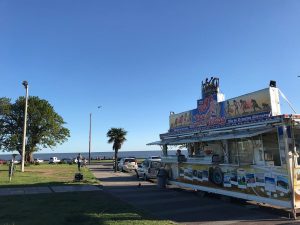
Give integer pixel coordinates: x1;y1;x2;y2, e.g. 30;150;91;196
88;106;101;165
21;81;29;172
88;113;92;165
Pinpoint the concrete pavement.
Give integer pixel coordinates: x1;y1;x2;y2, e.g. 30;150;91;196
89;162;300;225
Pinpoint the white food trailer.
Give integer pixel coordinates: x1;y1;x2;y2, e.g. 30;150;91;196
148;78;300;217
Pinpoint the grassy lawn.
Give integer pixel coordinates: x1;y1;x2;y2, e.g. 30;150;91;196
0;163;99;187
0;191;175;225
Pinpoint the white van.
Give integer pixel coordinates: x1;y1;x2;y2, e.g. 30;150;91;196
136;158;162;180
49;157;60;164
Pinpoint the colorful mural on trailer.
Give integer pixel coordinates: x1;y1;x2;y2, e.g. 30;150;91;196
169;88;278;133
226;88;271;118
178;164;291;202
169;111;192;129
191;94;226;128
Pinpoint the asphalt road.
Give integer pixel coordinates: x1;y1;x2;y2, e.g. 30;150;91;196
89;162;300;225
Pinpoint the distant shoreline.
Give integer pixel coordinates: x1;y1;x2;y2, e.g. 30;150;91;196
0;150;185;161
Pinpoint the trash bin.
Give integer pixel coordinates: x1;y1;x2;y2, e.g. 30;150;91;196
74;173;83;181
157;168;168;189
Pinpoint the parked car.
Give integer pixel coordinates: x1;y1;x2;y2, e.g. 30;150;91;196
148;156;161;160
136;158;162;180
12;160;20;164
61;158;73;164
118;157;137;172
49;157;60;164
0;159;6;164
34;158;44;163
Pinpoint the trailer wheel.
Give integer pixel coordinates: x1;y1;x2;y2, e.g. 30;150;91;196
212;167;223;185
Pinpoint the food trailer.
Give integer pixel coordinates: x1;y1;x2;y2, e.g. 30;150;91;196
148;77;300;217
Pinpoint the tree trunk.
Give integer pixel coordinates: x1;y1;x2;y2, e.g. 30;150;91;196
114;151;118;172
25;152;34;163
114;151;117;172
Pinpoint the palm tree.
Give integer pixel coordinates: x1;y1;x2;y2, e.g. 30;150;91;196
107;128;127;172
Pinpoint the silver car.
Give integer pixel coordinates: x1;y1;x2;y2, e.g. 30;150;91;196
118;158;138;172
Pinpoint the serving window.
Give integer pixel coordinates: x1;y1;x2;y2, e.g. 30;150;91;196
228;139;254;165
262;132;281;166
228;132;281;166
237;139;254;164
293;126;300;165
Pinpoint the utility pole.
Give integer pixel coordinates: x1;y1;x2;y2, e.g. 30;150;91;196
88;113;92;165
88;106;101;165
21;81;29;172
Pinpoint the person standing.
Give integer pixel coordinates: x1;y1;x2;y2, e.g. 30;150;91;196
77;153;82;171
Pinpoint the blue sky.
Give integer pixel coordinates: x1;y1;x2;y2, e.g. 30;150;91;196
0;0;300;153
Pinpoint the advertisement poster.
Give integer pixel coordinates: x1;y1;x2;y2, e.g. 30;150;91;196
192;170;199;181
179;167;184;177
265;176;276;192
184;168;193;180
178;164;291;206
168;88;275;134
224;173;232;187
246;173;256;187
276;175;289;193
202;170;209;181
230;171;238;185
169;111;192;129
237;169;246;189
191;94;226;129
196;170;203;181
255;173;265;186
225;89;271;118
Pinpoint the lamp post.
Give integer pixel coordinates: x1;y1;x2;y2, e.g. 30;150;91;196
21;81;29;172
88;113;92;165
88;106;101;165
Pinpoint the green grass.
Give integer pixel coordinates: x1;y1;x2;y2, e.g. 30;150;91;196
0;191;175;225
0;163;100;187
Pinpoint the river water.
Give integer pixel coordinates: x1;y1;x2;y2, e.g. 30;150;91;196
0;150;186;161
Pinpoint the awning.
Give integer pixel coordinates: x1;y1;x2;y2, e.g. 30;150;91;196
146;140;167;145
147;128;274;145
199;128;274;142
146;139;183;145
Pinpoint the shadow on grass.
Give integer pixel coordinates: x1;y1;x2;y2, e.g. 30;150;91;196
0;181;101;189
0;191;173;225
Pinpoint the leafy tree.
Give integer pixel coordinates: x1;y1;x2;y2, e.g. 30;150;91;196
107;128;127;172
0;96;70;162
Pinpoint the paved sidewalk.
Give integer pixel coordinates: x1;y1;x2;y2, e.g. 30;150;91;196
89;163;299;225
0;185;101;196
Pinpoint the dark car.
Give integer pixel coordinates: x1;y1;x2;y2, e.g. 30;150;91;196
61;158;73;164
